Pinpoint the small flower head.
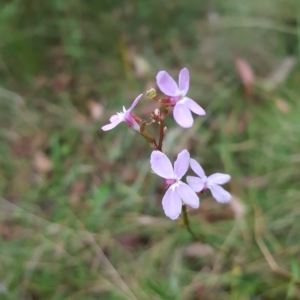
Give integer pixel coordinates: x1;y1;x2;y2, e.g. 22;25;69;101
102;94;143;132
156;68;206;128
150;150;199;220
187;158;231;203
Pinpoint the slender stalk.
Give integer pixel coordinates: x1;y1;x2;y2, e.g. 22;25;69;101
157;118;164;151
151;96;172;105
182;204;207;243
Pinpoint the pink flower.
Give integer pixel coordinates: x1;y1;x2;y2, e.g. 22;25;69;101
187;159;231;203
156;68;206;128
102;94;143;132
150;150;199;220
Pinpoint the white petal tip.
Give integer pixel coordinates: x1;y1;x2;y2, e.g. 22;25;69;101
176;119;193;128
101;125;111;131
167;214;181;220
189;203;200;209
215;195;232;204
181;124;193;128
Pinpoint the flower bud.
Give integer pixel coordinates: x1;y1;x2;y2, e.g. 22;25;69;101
146;88;156;99
154;109;160;117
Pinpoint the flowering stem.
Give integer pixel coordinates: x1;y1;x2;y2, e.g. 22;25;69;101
157;118;164;151
182;204;207;243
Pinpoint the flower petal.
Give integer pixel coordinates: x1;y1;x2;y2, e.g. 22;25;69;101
210;185;231;203
186;98;206;116
173;102;193;128
174;149;190;179
156;71;179;97
128;94;143;111
208;173;231;185
150;150;174;179
177;182;199;208
178;68;189;96
101;119;122;131
162;186;182;220
186;176;205;192
190;158;206;178
110;114;119;122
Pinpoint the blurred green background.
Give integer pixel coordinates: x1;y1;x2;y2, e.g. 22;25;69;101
1;0;300;299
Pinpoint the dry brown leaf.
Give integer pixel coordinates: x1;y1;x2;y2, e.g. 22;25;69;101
74;113;88;125
7;167;32;200
54;242;68;258
266;56;296;88
235;58;255;96
0;221;14;241
135;215;162;226
34;75;47;88
131;54;151;77
184;242;215;258
12;137;34;157
243;175;269;188
33;151;53;173
229;195;246;219
12;134;45;158
275;98;290;114
88;100;104;121
237;111;251;135
69;179;85;207
116;233;149;251
120;166;138;183
54;73;70;91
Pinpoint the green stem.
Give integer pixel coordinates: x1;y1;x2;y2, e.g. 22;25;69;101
182;204;207;243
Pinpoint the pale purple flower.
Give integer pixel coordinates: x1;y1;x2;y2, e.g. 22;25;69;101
156;68;206;128
150;150;199;220
187;159;231;203
102;94;143;132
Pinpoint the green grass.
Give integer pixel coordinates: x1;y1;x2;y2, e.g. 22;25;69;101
0;0;300;299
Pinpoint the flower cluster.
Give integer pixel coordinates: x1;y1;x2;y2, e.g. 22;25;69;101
102;68;231;220
150;150;231;219
102;68;205;131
